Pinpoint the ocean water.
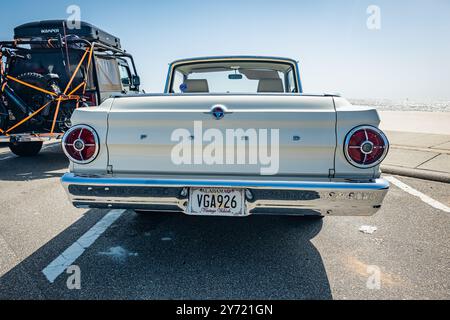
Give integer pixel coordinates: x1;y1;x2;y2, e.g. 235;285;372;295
348;99;450;112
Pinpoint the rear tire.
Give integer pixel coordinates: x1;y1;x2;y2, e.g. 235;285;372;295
8;141;43;157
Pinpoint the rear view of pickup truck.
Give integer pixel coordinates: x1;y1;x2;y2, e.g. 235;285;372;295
61;56;389;217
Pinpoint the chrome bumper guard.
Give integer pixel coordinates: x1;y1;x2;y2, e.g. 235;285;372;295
61;173;389;216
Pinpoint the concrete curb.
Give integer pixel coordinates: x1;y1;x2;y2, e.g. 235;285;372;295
381;165;450;184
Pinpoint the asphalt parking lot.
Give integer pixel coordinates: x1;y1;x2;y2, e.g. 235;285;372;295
0;143;449;300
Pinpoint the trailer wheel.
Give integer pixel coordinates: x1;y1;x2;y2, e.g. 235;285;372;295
8;141;43;157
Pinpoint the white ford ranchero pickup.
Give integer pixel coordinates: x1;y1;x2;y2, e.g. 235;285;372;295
61;56;389;217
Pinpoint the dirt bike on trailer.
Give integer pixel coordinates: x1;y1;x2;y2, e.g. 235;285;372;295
0;20;141;156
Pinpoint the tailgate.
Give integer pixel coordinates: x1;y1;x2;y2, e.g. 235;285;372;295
106;95;336;177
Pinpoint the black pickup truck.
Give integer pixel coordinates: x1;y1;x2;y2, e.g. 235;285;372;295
0;20;141;156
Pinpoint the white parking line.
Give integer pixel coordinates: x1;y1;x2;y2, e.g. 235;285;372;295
42;142;61;149
0;155;15;161
385;176;450;213
42;209;125;283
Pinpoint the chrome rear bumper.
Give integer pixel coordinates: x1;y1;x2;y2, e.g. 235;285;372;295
61;173;389;216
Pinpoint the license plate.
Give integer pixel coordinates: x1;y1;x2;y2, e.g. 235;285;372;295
187;188;246;216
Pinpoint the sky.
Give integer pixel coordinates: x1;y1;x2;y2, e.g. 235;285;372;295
1;0;449;100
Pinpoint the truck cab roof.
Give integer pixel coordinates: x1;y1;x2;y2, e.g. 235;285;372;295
169;55;299;66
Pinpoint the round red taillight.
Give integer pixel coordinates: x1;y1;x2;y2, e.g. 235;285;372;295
344;126;389;168
62;125;99;164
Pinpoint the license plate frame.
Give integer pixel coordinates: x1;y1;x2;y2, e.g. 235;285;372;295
187;187;247;217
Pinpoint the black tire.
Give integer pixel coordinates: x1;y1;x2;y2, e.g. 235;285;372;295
8;72;62;132
9;73;60;112
8;141;43;157
0;100;8;132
